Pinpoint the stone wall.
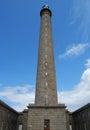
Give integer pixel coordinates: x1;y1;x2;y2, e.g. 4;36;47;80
65;110;73;130
17;110;28;130
27;104;67;130
0;100;18;130
0;100;90;130
72;103;90;130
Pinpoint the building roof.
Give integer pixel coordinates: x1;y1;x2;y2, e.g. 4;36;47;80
0;100;18;114
73;103;90;114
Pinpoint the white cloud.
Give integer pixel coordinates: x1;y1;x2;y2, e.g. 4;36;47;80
0;85;35;111
85;59;90;68
70;0;90;40
59;43;90;59
0;59;90;112
59;59;90;111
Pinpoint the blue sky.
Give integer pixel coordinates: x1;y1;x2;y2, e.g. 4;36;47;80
0;0;90;111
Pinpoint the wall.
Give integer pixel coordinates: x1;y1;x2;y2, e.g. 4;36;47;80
17;110;28;130
0;100;18;130
72;103;90;130
27;105;67;130
0;100;90;130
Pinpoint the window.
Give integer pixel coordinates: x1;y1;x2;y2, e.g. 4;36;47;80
45;82;48;87
45;72;48;76
45;62;48;66
69;124;72;130
18;124;23;130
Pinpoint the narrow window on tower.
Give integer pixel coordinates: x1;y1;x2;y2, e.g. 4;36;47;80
45;72;48;76
45;62;48;66
45;94;48;105
45;82;48;87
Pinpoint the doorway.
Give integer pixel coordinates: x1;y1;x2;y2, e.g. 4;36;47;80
44;120;50;130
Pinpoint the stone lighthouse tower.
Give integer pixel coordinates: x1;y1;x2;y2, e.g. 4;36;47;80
27;5;67;130
35;5;57;106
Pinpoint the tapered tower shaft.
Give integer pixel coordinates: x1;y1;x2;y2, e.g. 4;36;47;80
35;5;58;105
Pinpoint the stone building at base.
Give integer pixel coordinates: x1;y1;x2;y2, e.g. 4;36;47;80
0;5;90;130
27;105;66;130
0;100;90;130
